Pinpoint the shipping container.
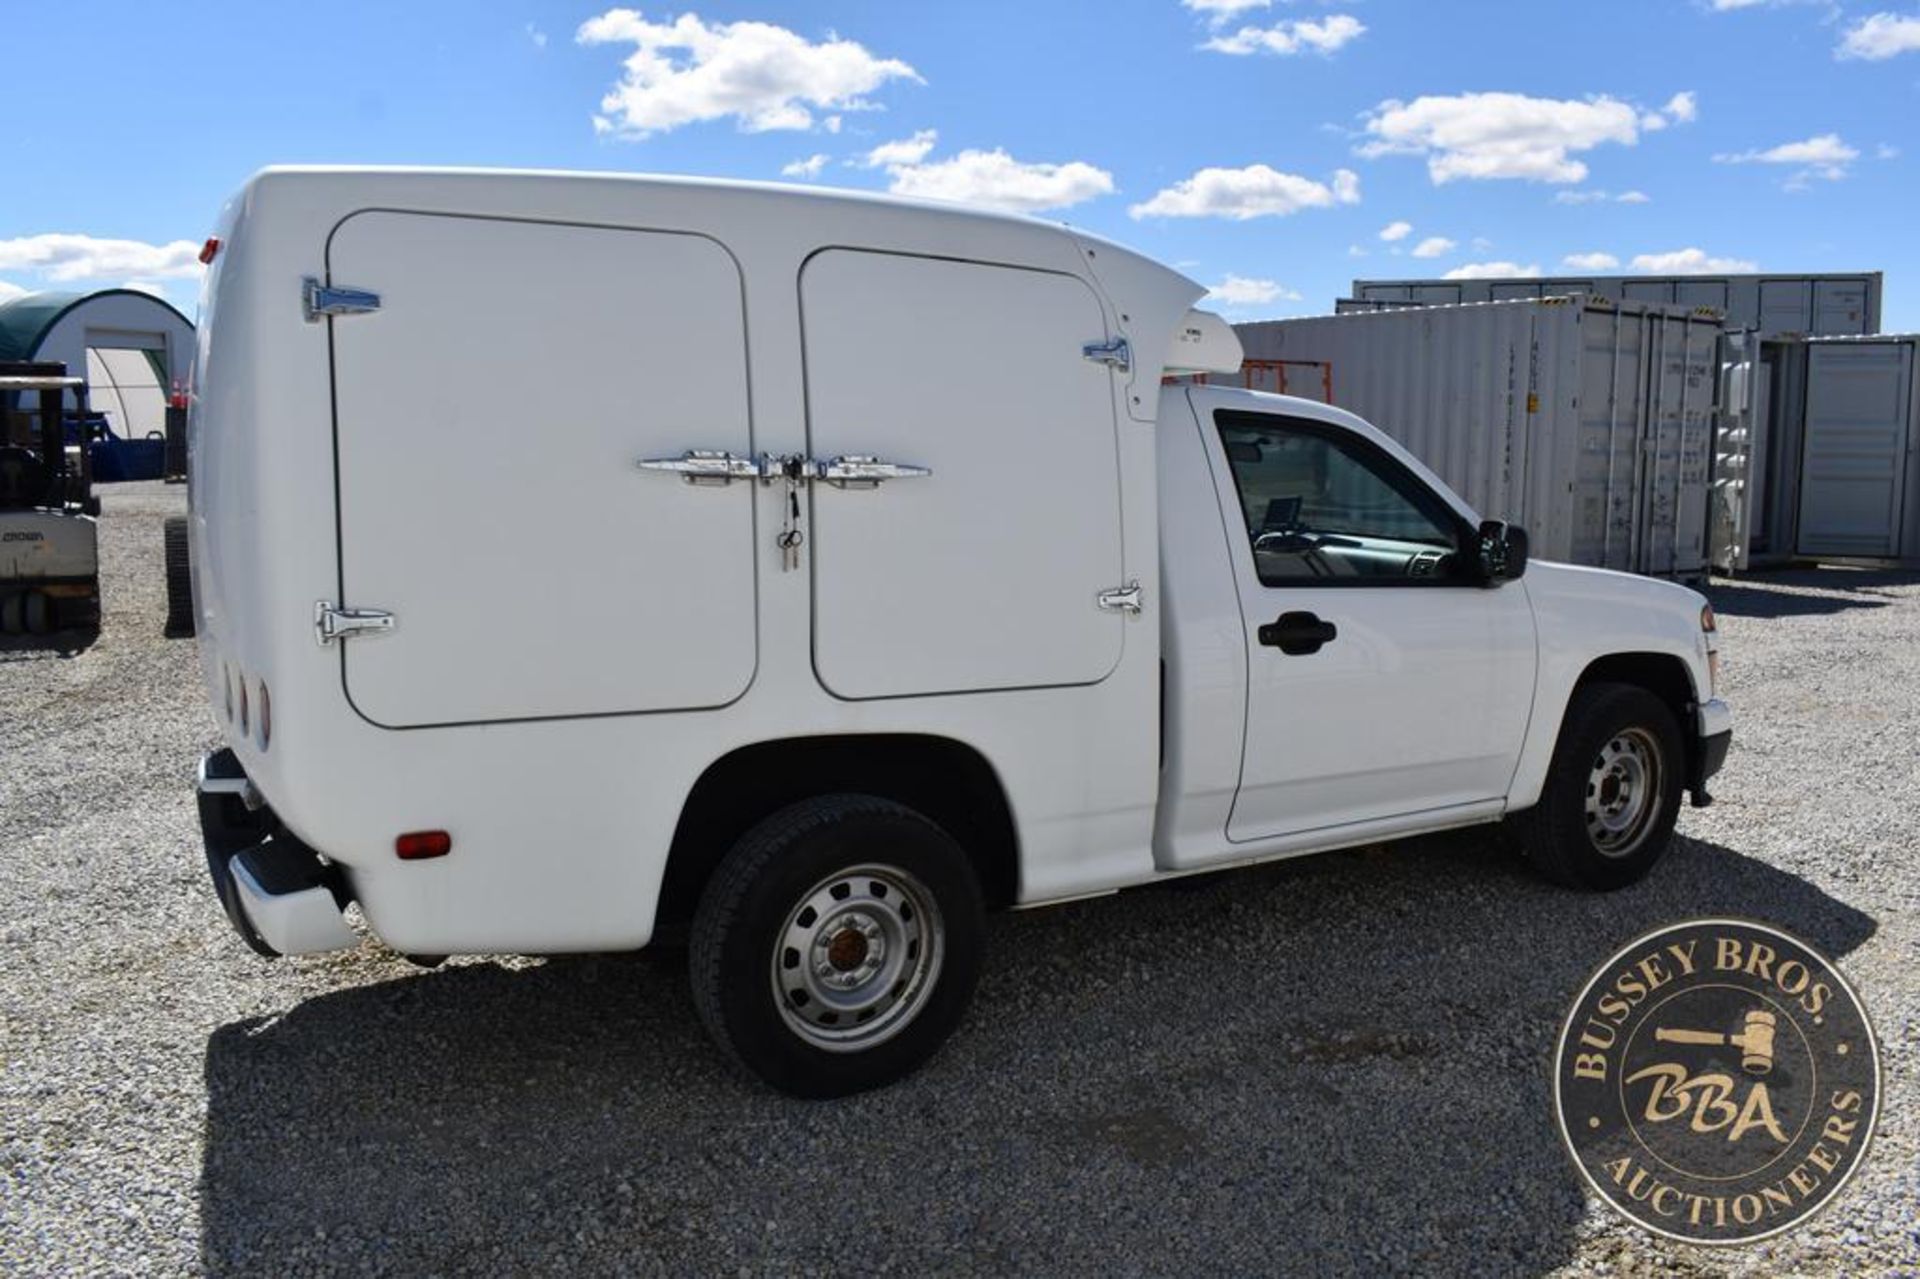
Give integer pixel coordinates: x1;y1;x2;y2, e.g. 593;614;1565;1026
1712;334;1920;568
1236;296;1723;577
1348;273;1881;338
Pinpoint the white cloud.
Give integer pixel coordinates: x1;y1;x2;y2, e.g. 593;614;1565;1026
1204;275;1302;307
781;153;829;179
1348;244;1369;257
1878;143;1901;160
0;233;203;282
1442;261;1543;280
1129;164;1361;220
1662;92;1698;124
1359;92;1654;184
1838;12;1920;60
860;129;938;168
1552;188;1653;205
1714;133;1859;186
1183;0;1271;19
1561;252;1621;271
1629;248;1760;274
883;149;1114;213
1378;219;1413;242
1411;236;1456;258
1205;15;1367;56
0;279;28;303
576;10;919;137
525;22;548;49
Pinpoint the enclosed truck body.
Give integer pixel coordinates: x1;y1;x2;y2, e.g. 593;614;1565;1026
190;170;1729;1094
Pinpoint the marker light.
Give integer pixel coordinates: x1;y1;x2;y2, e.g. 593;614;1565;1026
198;237;221;265
395;831;452;860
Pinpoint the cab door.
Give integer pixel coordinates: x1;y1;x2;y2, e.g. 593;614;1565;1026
1190;393;1536;843
327;211;756;727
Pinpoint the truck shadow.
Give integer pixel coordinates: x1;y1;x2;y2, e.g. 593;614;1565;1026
199;834;1875;1276
1707;566;1918;619
0;626;100;660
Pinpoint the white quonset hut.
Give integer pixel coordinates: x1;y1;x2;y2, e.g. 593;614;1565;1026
0;289;196;437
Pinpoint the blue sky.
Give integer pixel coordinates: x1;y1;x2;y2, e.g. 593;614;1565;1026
2;1;1917;326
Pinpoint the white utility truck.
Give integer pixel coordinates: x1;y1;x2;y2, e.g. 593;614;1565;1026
189;169;1730;1096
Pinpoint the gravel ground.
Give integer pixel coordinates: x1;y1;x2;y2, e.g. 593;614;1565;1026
2;483;1917;1276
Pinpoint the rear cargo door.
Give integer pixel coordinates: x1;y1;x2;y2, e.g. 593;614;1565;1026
801;250;1124;699
327;211;755;727
1797;342;1913;558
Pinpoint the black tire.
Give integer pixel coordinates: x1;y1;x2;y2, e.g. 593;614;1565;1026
689;794;985;1098
163;516;195;638
1515;682;1685;890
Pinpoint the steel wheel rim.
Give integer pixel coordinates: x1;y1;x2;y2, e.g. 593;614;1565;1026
1585;727;1663;857
771;863;944;1053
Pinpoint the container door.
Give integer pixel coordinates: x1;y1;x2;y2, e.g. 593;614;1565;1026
802;250;1124;699
1637;315;1716;574
328;211;756;727
1813;280;1871;336
1797;342;1913;558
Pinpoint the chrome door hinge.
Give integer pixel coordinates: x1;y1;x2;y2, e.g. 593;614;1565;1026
1097;582;1143;614
303;277;382;322
1083;336;1132;372
315;601;396;646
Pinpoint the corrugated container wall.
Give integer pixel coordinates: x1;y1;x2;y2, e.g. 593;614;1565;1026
1347;273;1880;338
1794;335;1920;563
1236;297;1722;577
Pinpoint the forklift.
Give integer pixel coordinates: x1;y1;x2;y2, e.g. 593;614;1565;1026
1;360;101;633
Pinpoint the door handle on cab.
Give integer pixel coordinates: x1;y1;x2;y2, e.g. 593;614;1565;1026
1258;610;1338;656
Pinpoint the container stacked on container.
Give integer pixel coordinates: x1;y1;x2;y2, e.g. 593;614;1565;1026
1236;295;1722;578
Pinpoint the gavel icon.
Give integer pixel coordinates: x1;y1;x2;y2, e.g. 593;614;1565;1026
1655;1009;1778;1075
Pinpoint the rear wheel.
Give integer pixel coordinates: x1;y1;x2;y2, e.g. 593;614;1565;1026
1516;683;1684;890
689;794;984;1098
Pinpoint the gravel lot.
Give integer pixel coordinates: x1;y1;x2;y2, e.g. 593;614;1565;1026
3;483;1917;1276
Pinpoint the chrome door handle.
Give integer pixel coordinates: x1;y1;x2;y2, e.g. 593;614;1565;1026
816;454;932;489
636;449;761;486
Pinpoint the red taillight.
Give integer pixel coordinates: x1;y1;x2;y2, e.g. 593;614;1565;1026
198;237;221;265
395;830;452;860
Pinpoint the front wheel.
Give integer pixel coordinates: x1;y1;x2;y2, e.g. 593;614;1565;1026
1514;683;1685;891
689;795;984;1098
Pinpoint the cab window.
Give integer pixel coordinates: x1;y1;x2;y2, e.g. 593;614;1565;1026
1215;412;1465;585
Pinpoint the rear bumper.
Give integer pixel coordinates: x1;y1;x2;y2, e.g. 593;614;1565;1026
197;749;358;956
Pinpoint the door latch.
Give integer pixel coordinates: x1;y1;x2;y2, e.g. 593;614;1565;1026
1097;582;1143;614
635;449;764;486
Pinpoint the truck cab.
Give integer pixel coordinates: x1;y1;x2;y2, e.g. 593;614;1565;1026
188;168;1728;1096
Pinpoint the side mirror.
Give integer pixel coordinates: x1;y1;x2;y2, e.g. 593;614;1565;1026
1475;520;1529;585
